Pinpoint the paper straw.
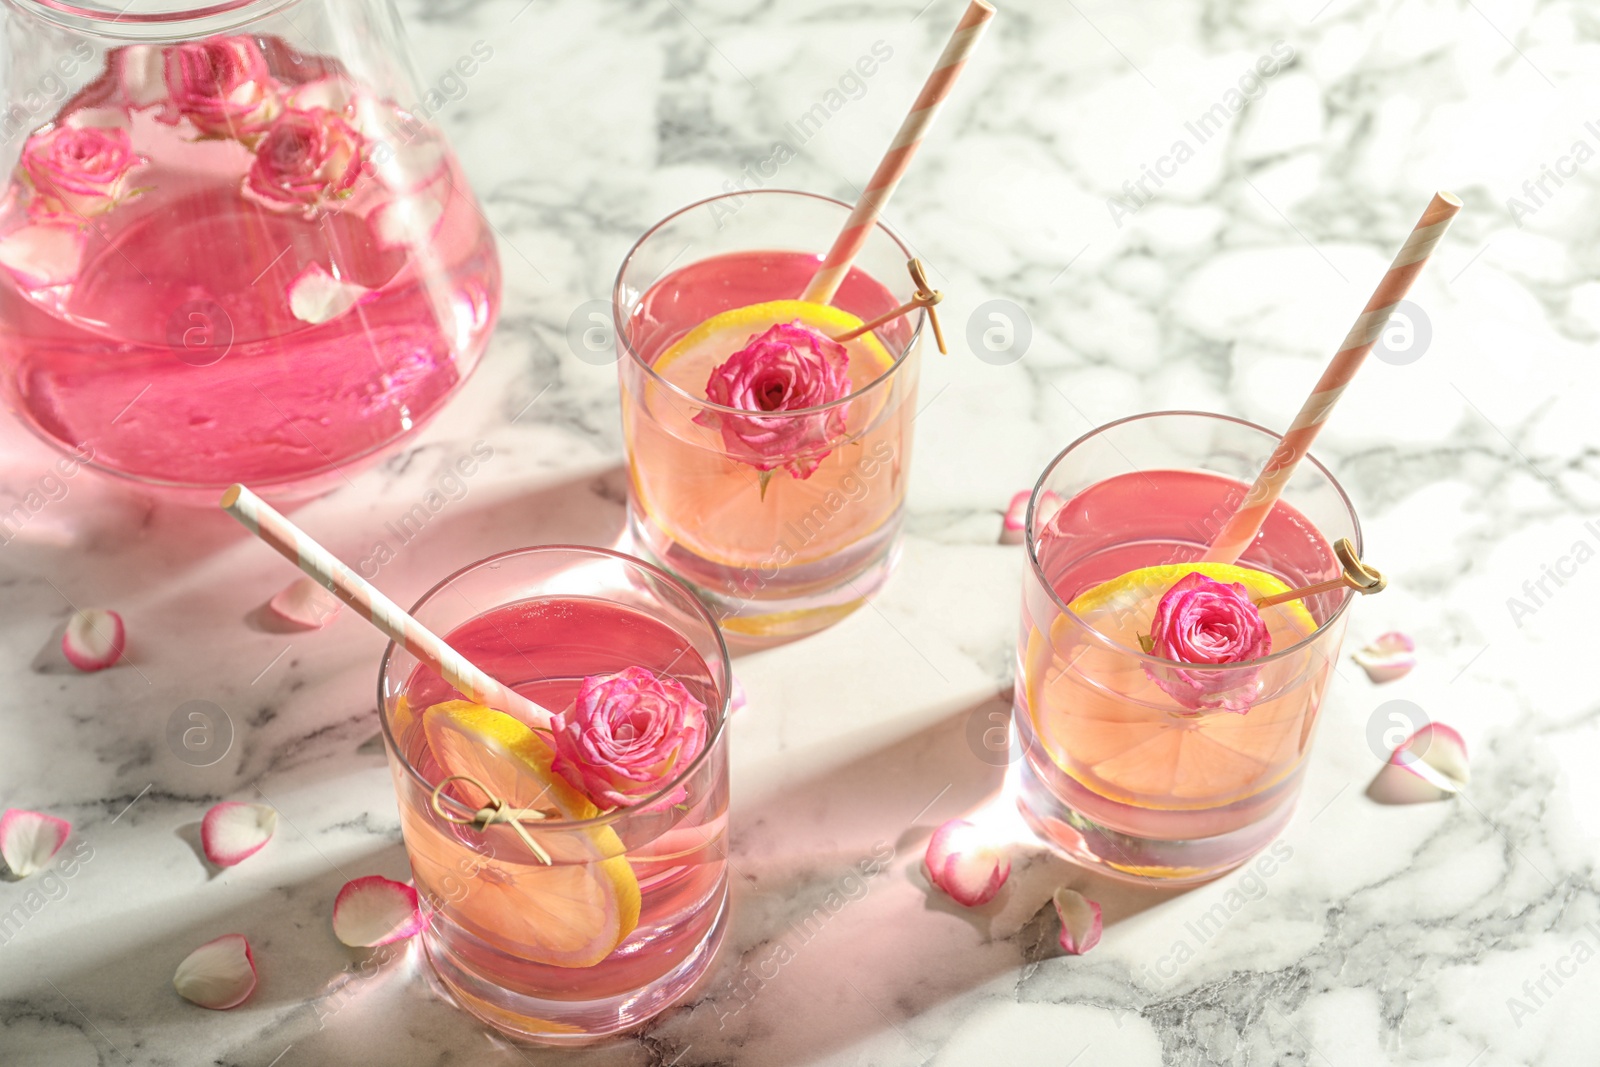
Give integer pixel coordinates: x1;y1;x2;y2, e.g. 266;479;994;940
1202;192;1462;565
800;0;996;305
220;485;553;729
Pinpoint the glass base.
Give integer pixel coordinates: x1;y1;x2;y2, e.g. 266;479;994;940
422;885;728;1046
625;511;902;641
1013;734;1299;887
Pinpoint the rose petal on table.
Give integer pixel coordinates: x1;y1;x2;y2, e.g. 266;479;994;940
1034;489;1066;530
729;677;748;715
370;193;445;249
173;934;256;1010
332;875;425;947
1352;631;1416;684
1368;722;1469;804
0;223;87;290
1000;490;1032;544
287;263;370;325
924;819;1010;907
0;809;70;878
62;608;125;671
1053;887;1103;955
267;577;342;630
201;802;277;867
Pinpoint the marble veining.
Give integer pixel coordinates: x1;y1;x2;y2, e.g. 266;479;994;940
1;0;1597;1064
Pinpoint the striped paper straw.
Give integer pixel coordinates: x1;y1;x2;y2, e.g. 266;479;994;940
220;485;553;729
800;0;996;305
1203;191;1463;565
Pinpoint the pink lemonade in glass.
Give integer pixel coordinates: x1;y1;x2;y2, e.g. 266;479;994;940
616;191;923;639
0;31;499;500
1015;414;1360;884
379;547;730;1043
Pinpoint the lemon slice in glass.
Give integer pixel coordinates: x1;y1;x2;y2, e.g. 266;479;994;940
423;701;642;968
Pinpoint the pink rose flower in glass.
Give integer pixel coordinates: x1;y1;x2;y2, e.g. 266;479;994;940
693;321;852;479
550;666;709;809
1144;572;1272;713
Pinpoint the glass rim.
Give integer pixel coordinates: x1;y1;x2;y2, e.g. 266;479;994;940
1026;409;1363;671
7;0;301;31
611;188;927;419
375;543;733;831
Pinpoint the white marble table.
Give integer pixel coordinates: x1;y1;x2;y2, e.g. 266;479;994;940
3;0;1597;1064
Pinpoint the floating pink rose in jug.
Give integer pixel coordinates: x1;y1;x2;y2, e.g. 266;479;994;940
244;108;363;217
19;124;142;219
163;36;281;142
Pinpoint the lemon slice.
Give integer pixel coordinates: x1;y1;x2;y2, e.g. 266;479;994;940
1067;562;1317;635
1025;564;1323;810
422;701;642;968
652;299;896;377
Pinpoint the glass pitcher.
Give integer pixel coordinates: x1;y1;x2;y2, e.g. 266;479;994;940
0;0;501;501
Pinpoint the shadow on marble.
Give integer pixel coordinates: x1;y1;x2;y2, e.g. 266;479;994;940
594;697;1191;1066
4;840;412;1019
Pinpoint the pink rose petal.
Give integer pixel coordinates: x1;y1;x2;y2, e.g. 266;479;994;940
201;802;277;867
62;608;125;671
285;76;358;114
1000;490;1030;544
0;809;70;878
267;577;342;630
0;224;87;289
287;263;370;325
117;44;167;108
370;193;444;250
173;934;256;1010
64;108;132;131
924;819;1010;907
1368;722;1469;804
729;676;748;714
353;99;450;191
1353;631;1416;684
1053;887;1103;955
332;875;425;947
1034;489;1065;531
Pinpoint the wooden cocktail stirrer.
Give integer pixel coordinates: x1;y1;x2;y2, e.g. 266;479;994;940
830;259;948;353
1254;538;1386;609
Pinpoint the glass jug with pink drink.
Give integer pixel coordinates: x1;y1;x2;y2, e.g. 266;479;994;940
0;0;500;501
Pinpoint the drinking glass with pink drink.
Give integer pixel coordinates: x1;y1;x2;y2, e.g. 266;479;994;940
1014;412;1361;884
614;189;925;639
0;2;499;501
378;546;731;1043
